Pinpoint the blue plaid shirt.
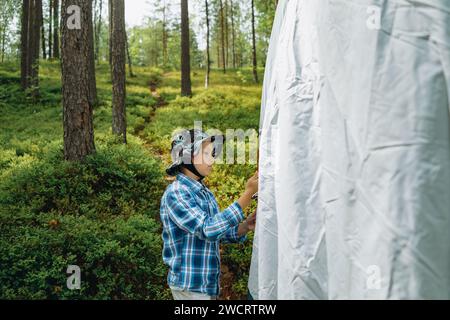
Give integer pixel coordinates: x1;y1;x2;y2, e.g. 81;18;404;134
160;173;247;296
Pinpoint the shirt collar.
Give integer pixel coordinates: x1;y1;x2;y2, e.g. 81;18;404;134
177;173;206;194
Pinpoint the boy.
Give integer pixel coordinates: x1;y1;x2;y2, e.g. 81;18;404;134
160;129;258;300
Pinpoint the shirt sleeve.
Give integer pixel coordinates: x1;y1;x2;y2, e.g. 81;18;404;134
166;188;245;241
222;224;248;244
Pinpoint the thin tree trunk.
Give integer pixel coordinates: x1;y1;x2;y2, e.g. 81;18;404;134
180;0;192;97
95;0;103;64
52;0;59;58
28;0;41;99
108;0;112;66
61;0;96;161
251;0;258;83
230;0;236;69
87;0;97;106
219;0;225;73
216;39;220;69
1;28;6;63
40;1;46;60
93;0;97;60
204;0;210;89
111;0;127;143
48;0;52;58
21;0;30;89
162;0;168;68
224;0;229;68
125;31;134;77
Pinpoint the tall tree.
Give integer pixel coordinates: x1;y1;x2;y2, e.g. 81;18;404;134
224;0;229;68
61;0;96;161
108;0;112;66
87;1;97;106
161;0;168;68
20;0;30;89
219;0;225;73
23;0;41;98
52;0;59;58
251;0;258;83
40;1;46;59
1;25;5;63
230;0;236;69
94;0;103;63
111;0;127;143
125;31;134;78
48;0;52;58
204;0;210;88
180;0;192;97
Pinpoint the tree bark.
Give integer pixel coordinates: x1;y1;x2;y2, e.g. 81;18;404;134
40;1;46;59
20;0;30;89
224;0;229;68
52;0;59;58
61;0;96;161
230;0;236;69
162;0;168;68
87;2;97;106
1;27;6;63
27;0;41;99
95;0;103;64
111;0;127;143
219;0;225;73
125;31;134;78
251;0;258;83
180;0;192;97
204;0;210;89
108;0;112;66
48;0;52;58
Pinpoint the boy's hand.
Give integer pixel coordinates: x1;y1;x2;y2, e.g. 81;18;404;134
237;171;259;211
245;171;259;195
246;209;257;231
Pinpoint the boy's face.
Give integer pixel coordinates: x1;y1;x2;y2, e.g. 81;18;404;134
193;141;215;177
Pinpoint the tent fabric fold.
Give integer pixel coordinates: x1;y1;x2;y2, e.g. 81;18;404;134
250;0;450;300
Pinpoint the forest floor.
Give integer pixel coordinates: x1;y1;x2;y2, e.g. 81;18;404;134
0;61;262;299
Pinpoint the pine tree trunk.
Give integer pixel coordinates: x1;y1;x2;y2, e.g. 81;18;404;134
28;0;41;99
111;0;127;143
204;0;210;89
125;31;134;77
21;0;30;89
40;1;46;60
180;0;192;97
95;0;103;64
61;0;96;161
251;0;258;83
219;0;226;73
1;28;6;63
230;0;236;69
94;0;98;59
108;0;112;66
52;0;59;58
162;0;168;68
87;2;97;106
48;0;52;58
216;39;220;69
224;0;229;68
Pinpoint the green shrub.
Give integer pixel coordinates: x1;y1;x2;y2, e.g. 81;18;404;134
0;139;170;299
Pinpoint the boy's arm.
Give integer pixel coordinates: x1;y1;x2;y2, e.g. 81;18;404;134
222;223;248;244
166;188;245;241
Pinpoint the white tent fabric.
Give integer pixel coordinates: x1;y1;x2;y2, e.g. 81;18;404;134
250;0;450;300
